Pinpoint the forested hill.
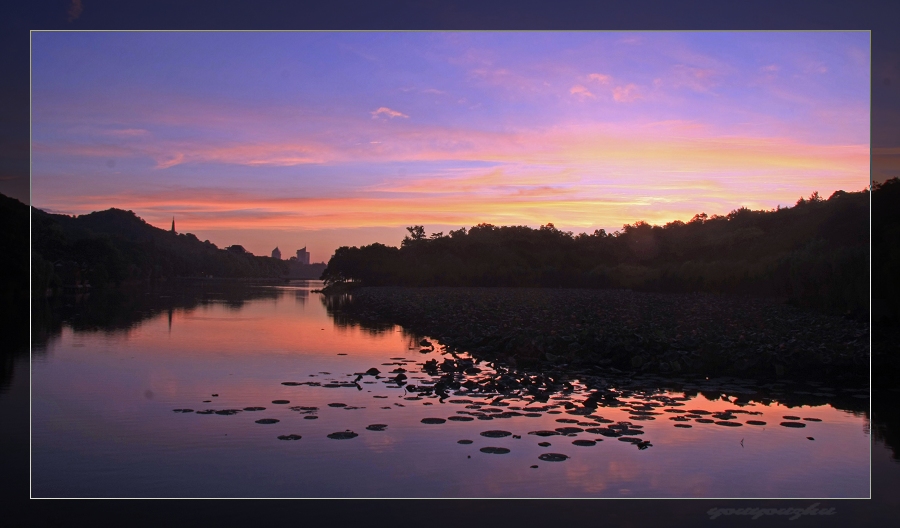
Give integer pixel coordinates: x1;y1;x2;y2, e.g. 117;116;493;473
30;205;288;295
322;187;875;317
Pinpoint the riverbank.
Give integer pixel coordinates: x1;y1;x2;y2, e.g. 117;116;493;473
327;287;869;384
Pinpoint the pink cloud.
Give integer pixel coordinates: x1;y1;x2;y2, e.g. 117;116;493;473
588;73;611;84
613;84;641;102
570;85;595;99
371;107;409;119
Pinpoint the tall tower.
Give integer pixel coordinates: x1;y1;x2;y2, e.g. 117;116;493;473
171;217;175;234
272;247;281;260
296;247;310;265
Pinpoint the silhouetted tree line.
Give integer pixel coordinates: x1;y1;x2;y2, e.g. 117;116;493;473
323;187;872;317
30;206;289;296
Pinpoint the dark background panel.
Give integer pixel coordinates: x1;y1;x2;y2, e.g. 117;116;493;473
3;1;897;526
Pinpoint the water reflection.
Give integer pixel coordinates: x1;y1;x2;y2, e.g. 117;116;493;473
28;281;879;497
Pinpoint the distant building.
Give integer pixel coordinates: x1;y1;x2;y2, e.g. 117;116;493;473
271;247;281;259
171;217;175;234
296;247;310;265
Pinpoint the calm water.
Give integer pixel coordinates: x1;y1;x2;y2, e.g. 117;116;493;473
31;281;870;498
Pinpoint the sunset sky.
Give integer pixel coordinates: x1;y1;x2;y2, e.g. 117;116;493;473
31;31;870;262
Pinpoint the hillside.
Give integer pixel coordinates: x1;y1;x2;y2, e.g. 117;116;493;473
31;206;289;296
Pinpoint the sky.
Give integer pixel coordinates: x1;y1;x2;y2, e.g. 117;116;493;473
31;31;870;262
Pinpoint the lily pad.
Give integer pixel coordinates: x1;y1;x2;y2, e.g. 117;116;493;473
421;418;447;424
674;424;692;428
538;453;569;462
243;407;265;411
746;420;767;425
528;430;560;437
328;403;347;407
714;421;743;427
327;431;359;439
480;430;512;438
555;418;579;423
303;416;318;420
457;439;474;444
802;417;822;422
555;427;584;435
255;418;280;424
585;428;621;437
271;400;290;404
538;442;551;447
214;409;241;415
695;418;715;423
572;439;597;446
448;416;474;422
366;424;388;431
480;447;510;454
277;434;302;440
783;415;801;420
172;409;194;413
780;422;806;428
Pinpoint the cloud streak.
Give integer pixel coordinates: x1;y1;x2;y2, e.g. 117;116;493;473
371;107;409;119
